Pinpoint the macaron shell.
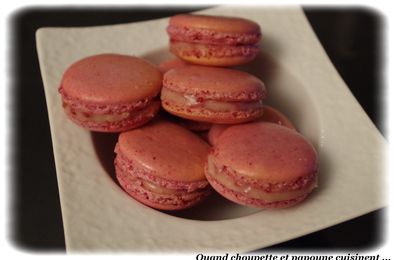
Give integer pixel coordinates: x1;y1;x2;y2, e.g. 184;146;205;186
117;120;210;182
261;106;296;130
207;124;227;146
158;58;188;74
214;122;318;184
178;54;256;67
61;54;162;104
169;14;260;34
163;65;266;101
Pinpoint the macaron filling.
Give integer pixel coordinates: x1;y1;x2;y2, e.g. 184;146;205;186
207;155;317;203
167;25;261;45
141;178;186;195
170;41;259;58
161;87;263;113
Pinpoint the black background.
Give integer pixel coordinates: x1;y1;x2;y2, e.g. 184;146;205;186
10;6;385;251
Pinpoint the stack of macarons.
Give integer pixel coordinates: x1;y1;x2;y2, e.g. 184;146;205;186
59;13;318;211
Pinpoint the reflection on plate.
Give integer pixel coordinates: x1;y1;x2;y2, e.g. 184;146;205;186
36;6;385;251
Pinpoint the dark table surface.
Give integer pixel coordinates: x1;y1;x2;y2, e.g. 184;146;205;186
10;6;385;252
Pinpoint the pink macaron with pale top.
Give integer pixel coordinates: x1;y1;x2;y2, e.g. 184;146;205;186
206;122;318;208
161;65;266;124
114;120;211;210
59;54;162;132
167;14;261;66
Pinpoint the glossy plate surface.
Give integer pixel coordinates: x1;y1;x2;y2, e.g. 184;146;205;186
36;6;385;252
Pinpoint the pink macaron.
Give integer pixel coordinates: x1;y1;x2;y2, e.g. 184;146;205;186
161;65;266;124
206;122;318;208
208;105;296;146
167;14;261;66
59;54;162;132
114;120;212;210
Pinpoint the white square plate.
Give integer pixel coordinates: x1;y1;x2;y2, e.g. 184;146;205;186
36;6;385;252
